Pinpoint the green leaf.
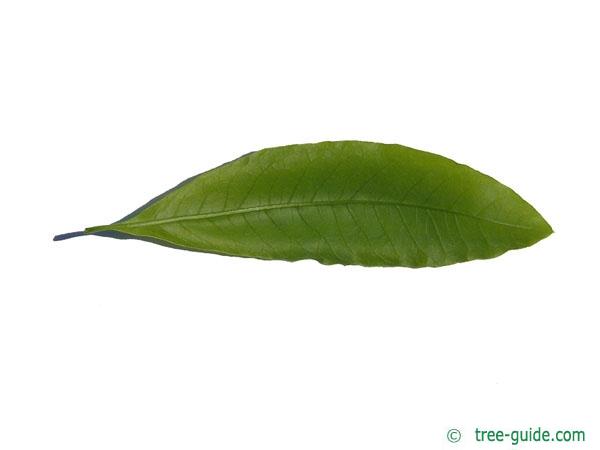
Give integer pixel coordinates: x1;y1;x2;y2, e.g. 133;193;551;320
55;141;552;267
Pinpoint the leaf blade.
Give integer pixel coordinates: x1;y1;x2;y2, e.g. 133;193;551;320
79;141;552;267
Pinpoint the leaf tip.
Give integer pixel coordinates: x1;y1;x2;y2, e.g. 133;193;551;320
531;214;554;245
540;214;554;236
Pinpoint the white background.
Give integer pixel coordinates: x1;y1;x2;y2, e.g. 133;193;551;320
1;1;598;449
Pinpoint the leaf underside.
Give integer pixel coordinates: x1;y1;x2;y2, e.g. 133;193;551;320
63;141;552;267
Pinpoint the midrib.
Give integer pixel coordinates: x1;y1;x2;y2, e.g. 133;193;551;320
102;199;531;230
